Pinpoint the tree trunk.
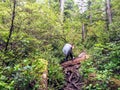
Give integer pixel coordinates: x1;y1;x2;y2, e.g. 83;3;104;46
5;0;16;51
59;0;65;23
82;23;85;42
105;0;112;30
106;0;112;24
88;0;92;24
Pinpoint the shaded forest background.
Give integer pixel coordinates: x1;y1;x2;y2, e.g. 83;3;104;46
0;0;120;90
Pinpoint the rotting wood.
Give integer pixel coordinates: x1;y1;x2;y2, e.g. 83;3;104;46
61;52;89;68
62;52;89;90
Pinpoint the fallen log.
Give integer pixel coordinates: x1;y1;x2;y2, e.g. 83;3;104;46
62;52;89;90
61;52;89;68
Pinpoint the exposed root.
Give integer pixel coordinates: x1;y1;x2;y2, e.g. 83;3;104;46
61;52;89;90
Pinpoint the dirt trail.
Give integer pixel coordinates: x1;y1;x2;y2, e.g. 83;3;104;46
61;52;88;90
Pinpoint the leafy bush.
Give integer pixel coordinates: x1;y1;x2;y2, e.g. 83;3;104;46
80;42;120;89
0;56;48;90
48;58;65;90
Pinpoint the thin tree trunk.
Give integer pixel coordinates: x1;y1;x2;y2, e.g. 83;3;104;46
82;23;85;42
5;0;16;52
88;0;92;24
105;4;109;31
59;0;65;23
105;0;112;30
107;0;112;24
89;13;92;24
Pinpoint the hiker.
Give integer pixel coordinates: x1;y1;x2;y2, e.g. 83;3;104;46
62;43;74;61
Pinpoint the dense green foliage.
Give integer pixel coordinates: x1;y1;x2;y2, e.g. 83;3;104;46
0;1;65;89
79;0;120;89
0;0;120;90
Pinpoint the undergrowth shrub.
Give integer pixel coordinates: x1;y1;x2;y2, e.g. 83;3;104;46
80;42;120;89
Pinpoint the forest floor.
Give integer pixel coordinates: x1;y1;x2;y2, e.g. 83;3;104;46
61;52;89;90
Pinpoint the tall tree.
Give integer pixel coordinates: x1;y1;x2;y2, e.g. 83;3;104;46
105;0;112;30
88;0;92;24
82;23;85;42
109;0;120;41
5;0;16;51
59;0;65;22
106;0;112;24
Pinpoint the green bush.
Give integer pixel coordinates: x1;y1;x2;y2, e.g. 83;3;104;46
48;58;65;90
81;42;120;89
